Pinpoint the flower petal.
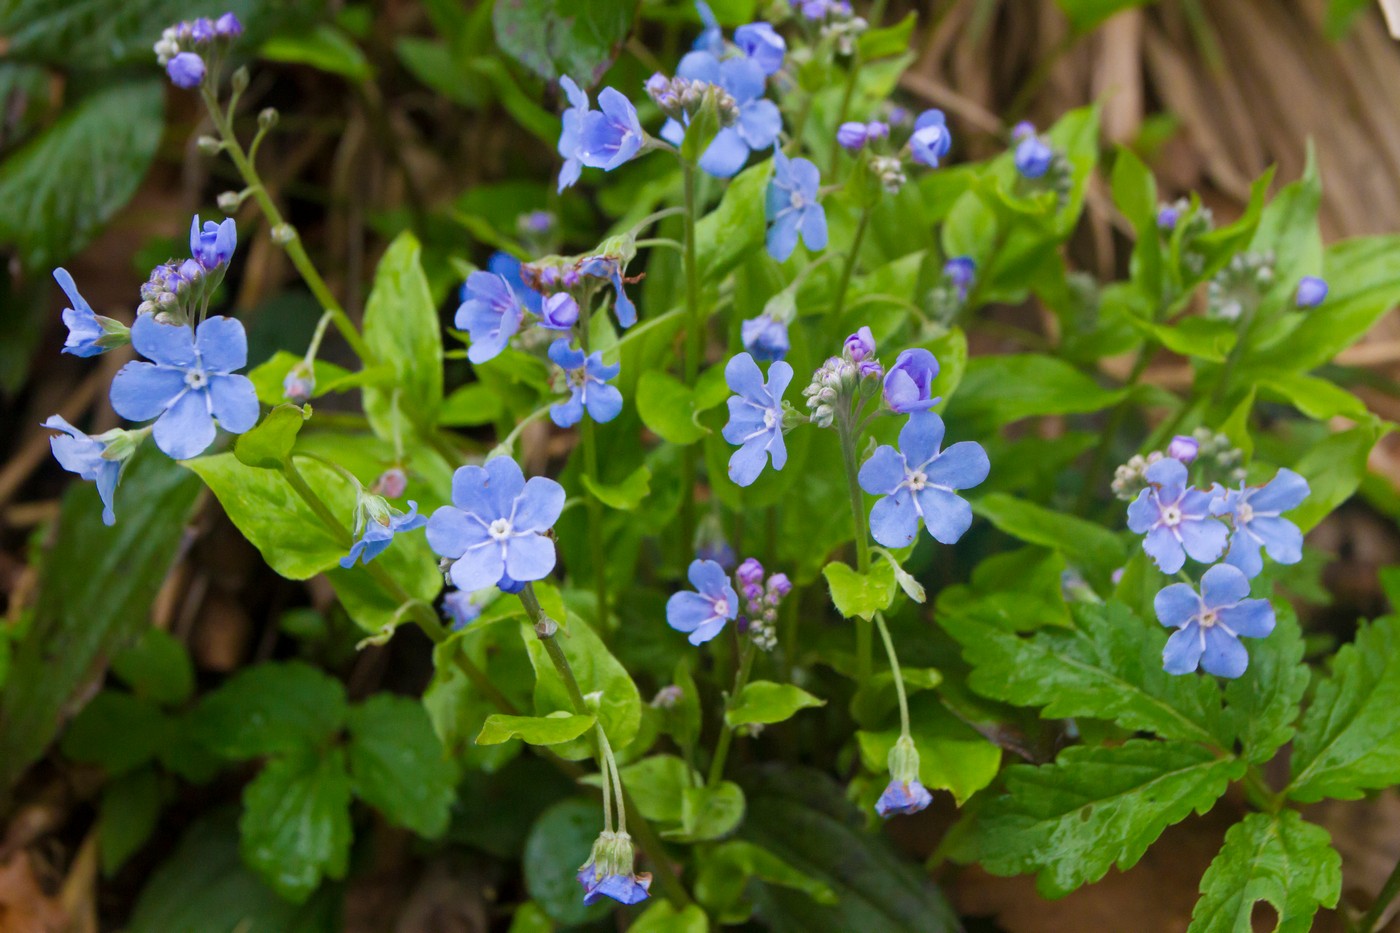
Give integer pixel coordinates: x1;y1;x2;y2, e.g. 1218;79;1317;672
1250;468;1310;514
1179;516;1229;564
1252;516;1303;565
1218;599;1275;639
208;374;259;434
698;127;751;178
504;532;556;581
1126;489;1159;534
551;391;584;428
1200;563;1251;609
153;389;216;459
449;545;505;592
1142;525;1185;574
766;210;801;262
688;559;729;599
869;491;918;548
898;411;946;466
426;506;486;559
1154;582;1200;629
110;362;185;422
1223;532;1265;578
728;437;769;487
724;352;766;402
667;590;719;634
914;486;973;544
924;441;989;491
1200;626;1249;679
195;315;248;373
513;476;566;532
131;315;197;368
858;446;905;496
1163;623;1205;674
736;99;782;151
799;202;828;252
1143;457;1187;501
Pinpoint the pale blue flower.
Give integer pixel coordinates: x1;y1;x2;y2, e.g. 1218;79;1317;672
1126;458;1229;575
1155;563;1275;678
741;313;789;361
662;51;782;178
456;271;525;364
340;501;426;568
54;267;126;357
487;252;543;315
190;215;237;268
909;109;951;167
882;349;940;413
557;76;590;192
43;416;125;526
167;52;205;88
735;22;785;75
859;412;988;547
578;89;644;171
1296;276;1328;308
721;352;792;487
1015;135;1054;179
548;339;622;428
765;148;826;262
666;558;740;645
875;779;932;817
1211;468;1309;578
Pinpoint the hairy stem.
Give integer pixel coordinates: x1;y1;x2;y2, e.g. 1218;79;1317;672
679;159;703;559
873;612;911;738
837;409;873;683
831;206;872;325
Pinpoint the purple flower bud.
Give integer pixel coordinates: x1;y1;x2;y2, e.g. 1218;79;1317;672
837;122;869;150
374;468;408;499
1167;435;1199;464
215;12;244;37
844;325;876;362
521;210;554;235
191;17;216;42
167;52;206;89
887;105;911;125
539;292;580;330
858;359;884;380
1010;121;1036;141
865;121;890;141
767;573;792;598
1156;205;1180;231
1295;276;1328;309
736;557;765;586
645;72;670;100
944;256;976;289
882;348;940;413
1015;136;1054;179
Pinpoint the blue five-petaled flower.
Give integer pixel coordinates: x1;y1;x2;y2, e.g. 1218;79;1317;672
722;352;792;487
666;558;740;645
859;412;989;548
426;456;565;593
1126;458;1228;575
548;340;623;428
109;315;259;460
340;501;427;568
663;51;782;178
42;416;124;526
765;148;827;262
456;271;525;364
54;268;124;358
579;88;644;172
1211;468;1309;578
909;109;951;168
1155;563;1275;678
190;215;237;268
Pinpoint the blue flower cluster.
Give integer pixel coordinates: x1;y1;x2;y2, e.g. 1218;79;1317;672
154;12;242;89
666;555;792;648
1125;453;1309;677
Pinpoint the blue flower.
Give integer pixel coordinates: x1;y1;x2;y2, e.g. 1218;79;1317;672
426;456;565;592
875;779;932;818
538;293;580;330
442;590;482;632
190;215;237;268
577;832;652;906
741;313;789;361
722;352;793;487
663;51;782;178
735;22;786;75
1296;276;1328;308
579;256;637;328
765;148;827;262
1015;135;1054;179
190;17;216;41
882;348;940;413
944;256;975;292
54;267;126;357
1126;458;1228;575
1210;468;1309;578
456;271;525;364
859;412;988;547
43;416;126;526
548;339;623;428
340;499;426;569
844;326;875;362
215;12;243;37
693;0;724;54
110;315;260;460
1157;205;1180;231
167;52;205;88
909;109;951;167
666;558;740;645
1155;563;1275;678
578;88;644;172
486;252;543;315
557;76;590;192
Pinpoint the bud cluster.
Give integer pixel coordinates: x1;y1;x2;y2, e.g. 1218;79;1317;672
735;558;792;652
821;14;869;55
868;154;907;193
1207;250;1275;322
1111;451;1166;502
1189;428;1247;485
153;13;243;64
803;356;856;428
645;74;739;128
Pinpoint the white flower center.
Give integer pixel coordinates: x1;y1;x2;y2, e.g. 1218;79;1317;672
1160;504;1183;527
713;598;729;617
790;191;806;210
184;368;208;390
907;470;928;492
487;518;513;541
763;408;778;429
1199;608;1219;628
1237;503;1254;523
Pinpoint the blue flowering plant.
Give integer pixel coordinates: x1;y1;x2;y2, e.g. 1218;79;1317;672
15;4;1400;931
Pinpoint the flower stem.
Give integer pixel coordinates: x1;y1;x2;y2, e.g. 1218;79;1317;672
580;418;609;624
828;53;863;169
201;89;373;364
1360;852;1400;932
873;612;911;738
679;159;703;560
707;639;756;787
837;409;873;683
830;206;872;325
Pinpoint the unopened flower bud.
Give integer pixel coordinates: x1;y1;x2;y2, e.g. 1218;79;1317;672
736;557;765;587
258;107;279;131
1167;435;1199;464
230;65;250;94
283;361;315;403
216;190;242;213
196;135;224;156
270;223;297;245
374;467;408;499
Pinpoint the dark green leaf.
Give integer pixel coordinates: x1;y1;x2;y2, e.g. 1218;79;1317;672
636;370;711;444
190;661;347;760
972;493;1127;578
61;690;171;775
671;780;745;841
347;694;457;838
492;0;633;84
631;902;709;933
945;354;1126;427
239;748;353;904
522;798;611;925
111;627;194;707
99;767;164;875
260;24;371;80
521;615;642;759
1221;604;1308;765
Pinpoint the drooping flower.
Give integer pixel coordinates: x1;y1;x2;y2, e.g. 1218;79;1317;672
283;360;315;404
1155;563;1275;678
734;22;786;75
109;315;259;459
1210;468;1309;579
487;252;543;315
340;497;426;568
578;255;637;328
1015;135;1054;179
1126;457;1229;575
548;340;623;428
538;293;581;330
426;456;565;592
666;558;740;645
1168;435;1199;464
442;590;481;632
741;313;789;361
54;268;128;357
556;76;591;192
578;89;644;172
663;51;782;178
909;109;951;167
882;348;940;413
42;416;135;526
455;272;525;364
577;831;652;906
721;352;793;487
167;51;205;88
1295;276;1328;309
859;411;988;547
190;215;237;268
876;779;933;817
765;148;827;262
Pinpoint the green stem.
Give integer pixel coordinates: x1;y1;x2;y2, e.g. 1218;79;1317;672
679;159;703;558
828;54;863;169
303;309;335;366
707;640;757;787
495;403;555;456
872;612;910;738
580;419;609;624
201;89;373;363
1240;767;1282;814
1076;343;1155;515
837;409;873;683
830;206;872;325
1360;853;1400;932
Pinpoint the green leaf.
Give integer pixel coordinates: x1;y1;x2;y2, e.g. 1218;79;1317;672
99;767;164;876
695;839;837;923
347;695;457;838
680;95;723;166
966;739;1244;898
697;162;768;279
0;450;201;794
1189;811;1340;933
579;753;698;824
1054;0;1152;35
1219;388;1255;464
522;798;611;925
239;748;353;904
506;901;556;933
362;231;444;436
492;0;633;84
234;404;308;469
971;494;1126;578
1249;144;1323;298
671;780;746;841
1257;371;1368;422
856;693;1001;805
521;615;642;759
0;80;162;270
945;354;1126;427
190;661;347;760
822;560;896;621
61;691;172;776
857;12;915;59
1288;615;1400;802
632;902;709;933
942;601;1224;746
1221;604;1308;765
439;382;505;427
477;712;596;747
1111;147;1162;299
1288;422;1385;534
246;351;384;407
636;370;710;444
581;464;651;511
111;627;194;707
261;23;371;80
726;681;825;727
1131;316;1236;363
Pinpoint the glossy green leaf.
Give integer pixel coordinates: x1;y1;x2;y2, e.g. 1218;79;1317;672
971;494;1127;578
439;382;505;427
726;681;825;727
636;370;710;444
478;712;596;747
1288;422;1385;533
695;839;837;923
697;162;768;279
670;780;746;841
190;661;347;760
522;798;611;925
581;464;651;510
1189;811;1340;933
580;753;698;824
1256;370;1368;422
347;694;457;837
234;404;308;469
945;354;1126;427
362;231;444;436
239;748;353;904
521;616;641;759
822;560;896;621
856;693;1001;805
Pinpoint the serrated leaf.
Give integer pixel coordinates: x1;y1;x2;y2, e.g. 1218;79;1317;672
190;661;347;760
362;231;443;437
1189;811;1340;933
239;748;353;904
1288;615;1400;802
1221;604;1308;764
580;464;651;511
967;739;1244;898
942;600;1224;746
347;695;457;838
726;681;825;727
822;560;896;621
234;404;308;469
477;712;595;747
856;693;1001;805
